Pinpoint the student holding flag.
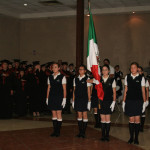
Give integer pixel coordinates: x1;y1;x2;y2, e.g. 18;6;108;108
86;7;117;142
87;65;116;141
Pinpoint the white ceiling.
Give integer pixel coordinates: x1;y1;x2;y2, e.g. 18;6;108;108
0;0;150;19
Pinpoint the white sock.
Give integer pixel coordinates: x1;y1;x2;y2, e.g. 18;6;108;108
57;119;62;122
83;119;88;122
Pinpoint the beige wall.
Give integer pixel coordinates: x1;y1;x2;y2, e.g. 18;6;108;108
0;15;20;60
0;13;150;75
19;17;76;64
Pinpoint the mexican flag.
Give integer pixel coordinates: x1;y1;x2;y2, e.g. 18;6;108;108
87;10;104;100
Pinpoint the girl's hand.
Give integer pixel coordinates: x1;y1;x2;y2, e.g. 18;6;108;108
122;101;125;112
142;102;147;113
86;79;93;83
46;98;48;105
110;101;116;112
62;98;66;108
72;101;74;109
87;101;91;111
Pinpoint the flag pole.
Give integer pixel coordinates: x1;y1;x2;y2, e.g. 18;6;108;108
88;0;91;11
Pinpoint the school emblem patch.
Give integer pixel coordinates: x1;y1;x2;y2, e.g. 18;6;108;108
57;79;60;82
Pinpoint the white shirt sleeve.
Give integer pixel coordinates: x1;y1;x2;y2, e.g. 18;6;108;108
112;79;116;88
110;66;115;74
124;75;127;86
62;76;66;84
146;80;149;88
73;78;76;86
47;77;50;85
141;77;145;86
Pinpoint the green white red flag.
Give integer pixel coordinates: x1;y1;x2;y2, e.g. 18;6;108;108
87;10;104;100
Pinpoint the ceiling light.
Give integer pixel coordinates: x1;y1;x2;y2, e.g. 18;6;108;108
24;3;28;6
132;12;135;14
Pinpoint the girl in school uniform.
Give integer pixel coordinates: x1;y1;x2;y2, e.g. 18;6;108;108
46;63;66;137
72;65;91;138
87;64;116;141
100;65;116;141
137;66;149;132
122;62;146;145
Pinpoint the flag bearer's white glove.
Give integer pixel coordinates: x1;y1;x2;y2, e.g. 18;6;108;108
93;78;100;85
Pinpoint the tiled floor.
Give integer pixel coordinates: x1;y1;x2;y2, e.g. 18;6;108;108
0;106;150;150
0;125;144;150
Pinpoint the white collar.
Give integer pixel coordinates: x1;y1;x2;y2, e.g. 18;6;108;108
102;75;109;79
102;75;109;82
53;72;60;77
131;73;139;78
78;75;85;80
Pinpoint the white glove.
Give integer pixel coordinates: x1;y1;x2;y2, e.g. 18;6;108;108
142;102;147;113
146;101;149;107
46;98;48;105
62;98;66;108
87;101;91;111
110;101;116;112
93;78;100;85
122;101;125;112
72;101;74;109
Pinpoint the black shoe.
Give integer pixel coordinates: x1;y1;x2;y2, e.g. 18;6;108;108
105;137;110;142
100;137;105;141
81;133;86;138
55;133;60;137
76;133;82;138
128;138;134;144
50;132;56;137
134;139;139;145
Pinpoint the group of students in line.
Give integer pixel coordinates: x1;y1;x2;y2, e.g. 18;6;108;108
0;58;149;145
46;61;149;146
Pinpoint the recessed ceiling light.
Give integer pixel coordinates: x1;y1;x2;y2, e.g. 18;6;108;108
24;3;28;6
